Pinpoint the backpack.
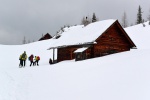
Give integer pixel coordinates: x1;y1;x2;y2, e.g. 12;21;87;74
28;56;31;61
37;56;40;60
22;53;26;59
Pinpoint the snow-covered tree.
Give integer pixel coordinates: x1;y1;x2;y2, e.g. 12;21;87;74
81;16;91;26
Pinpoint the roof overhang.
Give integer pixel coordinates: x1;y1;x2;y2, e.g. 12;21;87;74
47;42;97;50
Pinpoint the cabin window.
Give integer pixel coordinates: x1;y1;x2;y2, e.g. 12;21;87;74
77;54;80;58
75;53;86;61
76;53;81;59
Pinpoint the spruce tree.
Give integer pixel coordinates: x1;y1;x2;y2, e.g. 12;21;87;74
92;13;97;23
137;5;143;24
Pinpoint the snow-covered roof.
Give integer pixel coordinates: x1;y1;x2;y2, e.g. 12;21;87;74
49;19;116;49
74;47;88;53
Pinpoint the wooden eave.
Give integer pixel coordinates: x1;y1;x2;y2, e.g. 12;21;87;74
115;20;136;48
48;42;96;50
95;20;136;48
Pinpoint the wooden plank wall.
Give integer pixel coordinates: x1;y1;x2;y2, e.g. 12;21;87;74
93;23;131;57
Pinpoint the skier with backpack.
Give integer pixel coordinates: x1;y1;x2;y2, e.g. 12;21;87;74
21;51;27;67
19;55;23;67
29;54;34;66
34;56;40;66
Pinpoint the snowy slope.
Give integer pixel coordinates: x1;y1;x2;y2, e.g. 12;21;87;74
125;21;150;49
0;21;150;100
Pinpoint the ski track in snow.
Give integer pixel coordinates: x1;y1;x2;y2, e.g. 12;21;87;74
0;68;32;100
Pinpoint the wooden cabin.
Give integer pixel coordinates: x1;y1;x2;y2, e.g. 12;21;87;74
48;20;136;63
39;33;52;41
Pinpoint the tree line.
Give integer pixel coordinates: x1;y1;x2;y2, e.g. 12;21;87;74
22;5;150;44
122;5;150;28
81;5;150;28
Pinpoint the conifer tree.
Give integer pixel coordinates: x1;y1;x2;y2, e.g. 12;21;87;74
137;5;143;24
92;13;97;23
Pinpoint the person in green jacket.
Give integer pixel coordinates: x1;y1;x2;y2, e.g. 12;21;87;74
21;51;27;67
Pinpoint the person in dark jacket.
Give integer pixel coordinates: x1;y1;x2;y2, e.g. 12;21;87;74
29;54;34;66
49;58;53;64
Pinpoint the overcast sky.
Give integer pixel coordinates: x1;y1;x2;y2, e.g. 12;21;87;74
0;0;149;45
